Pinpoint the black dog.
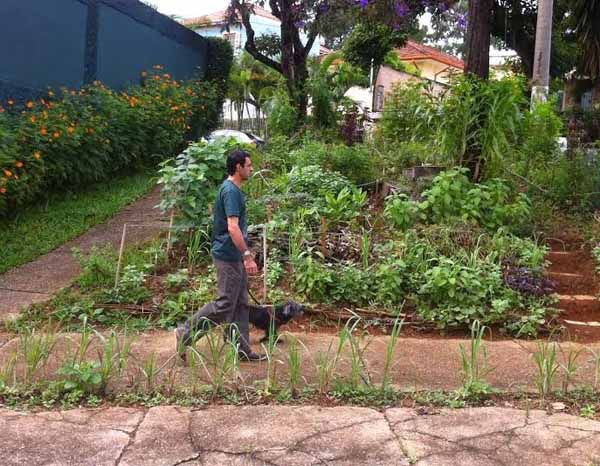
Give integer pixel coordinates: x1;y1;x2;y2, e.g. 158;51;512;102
248;300;305;343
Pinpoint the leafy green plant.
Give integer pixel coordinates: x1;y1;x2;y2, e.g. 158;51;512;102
381;318;402;393
580;405;596;419
293;253;333;302
437;76;524;180
378;81;439;145
158;138;243;228
457;321;494;399
287;337;304;397
533;341;559;399
321;187;367;226
559;346;583;393
19;327;57;384
418;169;531;232
0;353;17;388
384;194;417;230
72;247;116;290
139;352;160;393
0;72;223;218
106;264;151;304
286;165;351;198
57;360;103;395
95;330;133;394
165;269;190;289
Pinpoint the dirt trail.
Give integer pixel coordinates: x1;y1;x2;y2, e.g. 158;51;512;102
547;238;600;342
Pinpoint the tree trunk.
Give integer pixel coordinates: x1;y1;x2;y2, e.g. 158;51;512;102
464;0;493;182
531;0;554;106
465;0;493;80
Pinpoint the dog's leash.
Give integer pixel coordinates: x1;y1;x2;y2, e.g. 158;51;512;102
247;286;274;320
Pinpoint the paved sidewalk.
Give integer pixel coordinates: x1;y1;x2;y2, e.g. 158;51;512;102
0;187;167;320
0;405;598;465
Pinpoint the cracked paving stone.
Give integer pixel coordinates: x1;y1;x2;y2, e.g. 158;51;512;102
0;407;141;466
189;405;408;466
385;407;600;466
119;406;196;466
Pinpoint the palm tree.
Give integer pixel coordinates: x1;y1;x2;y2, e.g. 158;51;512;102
573;0;600;79
531;0;554;105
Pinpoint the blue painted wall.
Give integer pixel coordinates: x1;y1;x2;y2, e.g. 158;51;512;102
0;0;208;105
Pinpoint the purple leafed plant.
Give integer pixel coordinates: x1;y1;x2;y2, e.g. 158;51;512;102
503;266;557;297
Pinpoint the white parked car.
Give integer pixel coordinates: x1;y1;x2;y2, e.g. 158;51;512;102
207;129;265;147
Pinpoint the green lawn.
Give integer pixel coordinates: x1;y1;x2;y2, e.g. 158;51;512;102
0;171;157;274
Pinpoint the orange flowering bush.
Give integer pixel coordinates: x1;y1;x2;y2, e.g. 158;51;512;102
0;68;224;217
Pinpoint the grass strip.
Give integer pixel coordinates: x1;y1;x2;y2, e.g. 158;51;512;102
0;170;157;274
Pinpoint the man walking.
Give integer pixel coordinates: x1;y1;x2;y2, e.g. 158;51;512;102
176;148;266;362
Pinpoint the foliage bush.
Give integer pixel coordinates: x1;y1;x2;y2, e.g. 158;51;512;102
417;169;531;232
437;76;524;179
267;92;297;137
158;138;248;228
378;82;439;144
286;165;352;197
0;67;224;217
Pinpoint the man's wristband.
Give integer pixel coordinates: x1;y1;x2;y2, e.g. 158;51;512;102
242;250;253;261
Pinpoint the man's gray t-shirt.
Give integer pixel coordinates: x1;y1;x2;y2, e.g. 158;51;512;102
212;179;248;262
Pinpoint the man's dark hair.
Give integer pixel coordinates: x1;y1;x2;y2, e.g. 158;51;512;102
226;149;250;176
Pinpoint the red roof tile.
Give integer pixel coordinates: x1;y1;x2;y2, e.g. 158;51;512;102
397;40;464;70
182;6;279;27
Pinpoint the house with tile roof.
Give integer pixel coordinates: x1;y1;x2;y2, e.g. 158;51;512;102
372;40;464;111
181;6;320;58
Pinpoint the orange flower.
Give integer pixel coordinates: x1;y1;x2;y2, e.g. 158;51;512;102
0;107;4;113
0;187;6;194
48;91;55;97
3;169;13;178
154;76;161;81
68;126;75;134
26;101;33;109
52;131;61;139
40;127;48;136
30;116;37;123
33;151;42;160
15;161;23;168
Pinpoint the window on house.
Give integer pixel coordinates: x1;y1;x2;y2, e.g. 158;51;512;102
374;85;385;112
223;32;241;50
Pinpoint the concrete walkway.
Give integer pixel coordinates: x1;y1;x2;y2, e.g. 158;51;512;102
0;187;167;320
0;405;599;465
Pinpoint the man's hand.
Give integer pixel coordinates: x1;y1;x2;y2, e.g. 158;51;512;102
244;257;259;275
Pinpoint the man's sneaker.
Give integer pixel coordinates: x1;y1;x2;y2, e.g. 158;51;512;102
238;350;267;362
175;327;188;363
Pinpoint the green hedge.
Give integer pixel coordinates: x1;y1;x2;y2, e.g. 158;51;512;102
0;67;225;218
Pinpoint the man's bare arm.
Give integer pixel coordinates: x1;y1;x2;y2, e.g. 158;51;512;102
227;216;249;253
227;216;258;274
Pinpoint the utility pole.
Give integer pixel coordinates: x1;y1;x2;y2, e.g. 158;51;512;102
531;0;554;107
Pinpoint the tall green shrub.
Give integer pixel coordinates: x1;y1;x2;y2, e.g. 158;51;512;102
0;68;224;217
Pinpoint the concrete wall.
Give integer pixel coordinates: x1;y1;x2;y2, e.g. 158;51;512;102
0;0;208;104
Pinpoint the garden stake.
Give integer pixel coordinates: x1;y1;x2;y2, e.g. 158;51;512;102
166;211;175;257
115;223;127;288
263;224;268;303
